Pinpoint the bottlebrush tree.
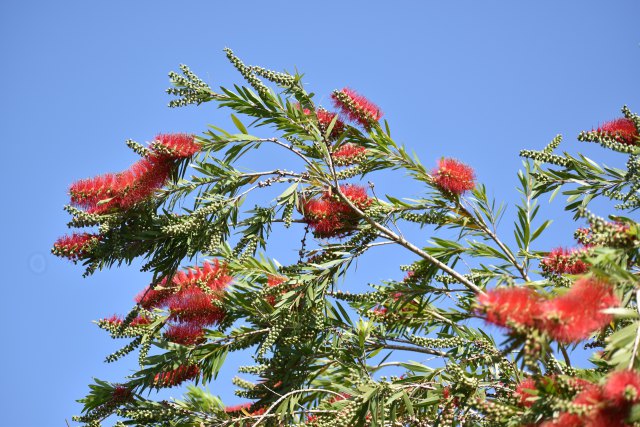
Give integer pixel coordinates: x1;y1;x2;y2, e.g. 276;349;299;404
54;48;640;426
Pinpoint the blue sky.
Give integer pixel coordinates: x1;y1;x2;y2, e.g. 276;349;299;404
1;1;639;425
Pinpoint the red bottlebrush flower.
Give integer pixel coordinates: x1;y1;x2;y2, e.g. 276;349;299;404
331;88;383;129
595;118;639;145
432;158;476;195
111;385;133;403
317;108;346;138
52;233;100;261
172;261;232;292
224;402;253;413
302;184;372;238
332;143;367;166
136;261;231;312
104;314;151;327
164;323;205;345
69;173;119;210
442;387;451;400
224;403;266;418
297;104;346;139
130;316;151;326
328;393;351;404
577;222;637;249
540;278;618;343
540;412;583;427
153;364;199;388
167;286;226;326
540;379;630;427
515;378;537;407
69;155;174;214
135;279;175;310
339;184;372;209
68;133;200;214
113;156;174;212
265;275;288;306
371;306;388;316
477;287;544;328
152;133;201;158
604;370;640;405
540;247;589;275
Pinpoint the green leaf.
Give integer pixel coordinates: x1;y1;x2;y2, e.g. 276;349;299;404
231;114;248;134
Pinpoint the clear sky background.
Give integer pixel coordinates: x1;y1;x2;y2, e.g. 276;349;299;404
1;1;639;425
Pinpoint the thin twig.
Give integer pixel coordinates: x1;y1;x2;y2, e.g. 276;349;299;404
329;185;485;295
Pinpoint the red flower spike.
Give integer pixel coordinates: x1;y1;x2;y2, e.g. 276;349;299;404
265;275;288;306
477;287;544;328
136;261;231;311
135;282;174;310
433;158;476;195
224;402;253;413
317;108;346;138
167;286;225;326
164;323;205;345
69;173;119;209
515;377;537;407
302;184;372;238
332;143;367;166
224;403;266;416
339;184;372;208
541;278;619;343
152;133;201;158
540;247;589;275
52;233;101;261
104;315;150;327
371;306;388;316
112;385;133;403
331;88;383;129
596;118;639;145
153;365;199;388
604;370;640;405
68;133;199;213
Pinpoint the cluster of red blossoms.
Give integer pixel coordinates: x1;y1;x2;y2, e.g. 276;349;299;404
302;184;372;238
332;143;368;166
540;247;589;276
224;403;266;416
300;106;346;140
477;277;619;343
432;158;476;195
69;134;200;214
52;233;101;261
111;385;133;404
135;260;232;347
153;364;200;388
594;118;639;146
103;314;151;327
331;87;383;129
516;371;640;426
264;275;288;306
